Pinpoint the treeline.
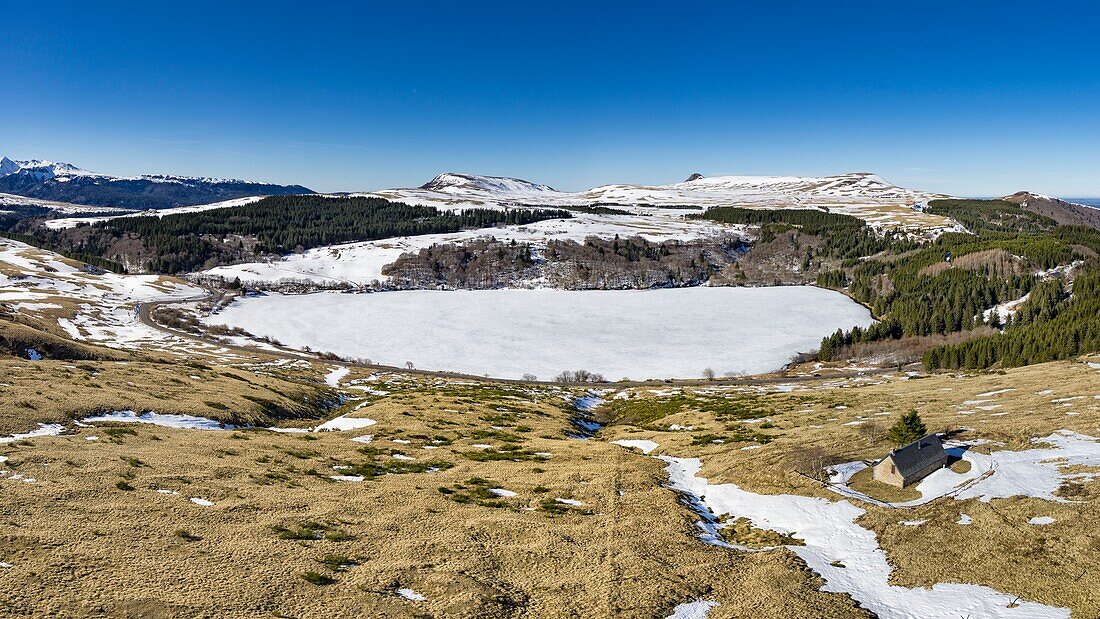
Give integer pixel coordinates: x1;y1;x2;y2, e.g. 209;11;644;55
24;196;570;274
692;207;913;260
0;231;126;273
100;195;570;255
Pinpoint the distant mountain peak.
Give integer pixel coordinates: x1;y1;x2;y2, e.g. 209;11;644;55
419;172;557;194
0;157;88;180
0;157;18;176
1001;191;1100;229
684;172;705;182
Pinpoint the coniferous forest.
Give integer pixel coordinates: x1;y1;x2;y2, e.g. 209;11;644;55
698;200;1100;370
16;196;570;273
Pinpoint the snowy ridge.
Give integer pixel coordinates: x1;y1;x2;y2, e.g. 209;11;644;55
0;156;276;186
44;195;265;229
0;192;138;216
419;172;558;196
0;158;87;180
0;154;312;212
365;171;956;234
375;171;946;210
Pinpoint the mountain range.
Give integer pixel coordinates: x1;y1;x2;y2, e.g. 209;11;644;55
371;171;948;211
0;157;313;210
8;156;1099;233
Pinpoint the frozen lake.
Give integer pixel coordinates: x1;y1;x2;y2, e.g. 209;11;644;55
204;286;874;380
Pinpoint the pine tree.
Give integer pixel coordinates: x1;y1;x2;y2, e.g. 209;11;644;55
887;411;927;446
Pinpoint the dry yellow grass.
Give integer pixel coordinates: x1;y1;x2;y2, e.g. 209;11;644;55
0;356;333;433
846;468;921;503
0;372;868;618
2;300;1099;617
601;359;1100;615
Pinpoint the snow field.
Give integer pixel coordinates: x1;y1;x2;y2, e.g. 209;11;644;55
202;286;875;380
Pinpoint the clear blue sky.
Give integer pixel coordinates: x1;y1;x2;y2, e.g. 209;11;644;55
3;1;1099;196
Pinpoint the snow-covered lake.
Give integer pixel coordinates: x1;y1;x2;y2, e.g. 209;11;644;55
203;286;874;380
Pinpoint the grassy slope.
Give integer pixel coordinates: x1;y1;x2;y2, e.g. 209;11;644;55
0;354;1096;616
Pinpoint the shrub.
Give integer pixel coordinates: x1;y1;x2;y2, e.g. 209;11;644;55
300;572;335;586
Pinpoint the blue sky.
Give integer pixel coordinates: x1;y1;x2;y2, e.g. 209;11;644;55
3;1;1099;196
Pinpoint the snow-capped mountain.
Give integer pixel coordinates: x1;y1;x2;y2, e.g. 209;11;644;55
579;172;943;206
377;171;944;209
0;156;313;210
368;171;952;232
419;172;558;196
0;157;89;180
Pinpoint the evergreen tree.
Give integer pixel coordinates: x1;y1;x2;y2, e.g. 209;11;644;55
887;411;927;446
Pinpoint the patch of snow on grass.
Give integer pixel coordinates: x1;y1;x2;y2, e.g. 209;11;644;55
396;588;426;602
1028;516;1055;525
324;365;350;387
555;498;584;506
665;600;719;619
661;455;1068;618
611;439;659;454
489;488;517;497
83;410;231;430
956;514;972;525
313;415;377;432
828;432;1100;508
0;423;65;444
189;498;214;506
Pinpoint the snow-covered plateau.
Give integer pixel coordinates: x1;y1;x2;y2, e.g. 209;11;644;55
203;213;738;287
201;286;874;380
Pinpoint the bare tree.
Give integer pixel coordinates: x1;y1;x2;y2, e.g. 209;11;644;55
555;369;605;383
787;446;840;482
858;420;883;446
522;373;538;382
405;361;414;370
702;367;716;381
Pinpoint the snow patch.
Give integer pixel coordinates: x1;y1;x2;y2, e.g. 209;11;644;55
396;588;426;602
661;455;1068;618
82;410;231;431
665;600;719;619
611;439;659;454
324;366;350;387
0;423;65;444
